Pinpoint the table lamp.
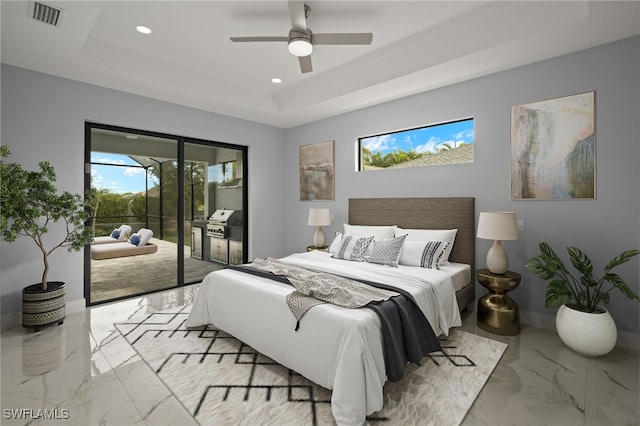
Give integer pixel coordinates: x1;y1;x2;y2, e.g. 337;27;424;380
308;208;331;248
477;211;519;274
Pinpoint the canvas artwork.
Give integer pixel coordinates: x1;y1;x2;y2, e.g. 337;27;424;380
511;91;595;200
300;140;335;201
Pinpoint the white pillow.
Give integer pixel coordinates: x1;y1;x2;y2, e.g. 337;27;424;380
343;224;397;240
136;228;154;246
117;224;132;240
365;234;407;267
394;228;457;263
328;232;343;254
332;234;375;262
399;240;449;269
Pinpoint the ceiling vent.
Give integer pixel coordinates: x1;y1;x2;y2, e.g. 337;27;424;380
28;1;63;27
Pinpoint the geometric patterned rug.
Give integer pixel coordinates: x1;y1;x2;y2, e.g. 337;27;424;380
115;304;507;426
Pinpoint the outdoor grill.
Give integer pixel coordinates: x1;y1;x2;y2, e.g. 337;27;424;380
207;209;242;239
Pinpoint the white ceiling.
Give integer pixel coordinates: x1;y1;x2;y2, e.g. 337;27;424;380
2;1;639;129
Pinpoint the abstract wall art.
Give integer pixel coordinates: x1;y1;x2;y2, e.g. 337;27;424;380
300;140;335;201
511;91;595;200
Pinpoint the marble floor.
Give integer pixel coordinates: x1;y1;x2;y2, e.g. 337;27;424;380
1;284;638;426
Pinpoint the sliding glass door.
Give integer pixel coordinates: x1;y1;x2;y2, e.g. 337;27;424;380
85;124;247;305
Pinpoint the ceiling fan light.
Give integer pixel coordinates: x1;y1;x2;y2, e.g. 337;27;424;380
288;38;313;57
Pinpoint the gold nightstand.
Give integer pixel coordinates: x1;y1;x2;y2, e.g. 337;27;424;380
476;268;522;336
306;245;327;252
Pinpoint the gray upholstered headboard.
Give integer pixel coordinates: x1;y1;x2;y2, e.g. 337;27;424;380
348;197;475;267
348;197;476;310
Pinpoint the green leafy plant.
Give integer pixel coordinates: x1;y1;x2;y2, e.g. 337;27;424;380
525;242;640;313
0;145;94;290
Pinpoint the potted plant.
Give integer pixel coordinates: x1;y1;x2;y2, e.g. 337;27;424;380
525;242;640;356
0;145;93;332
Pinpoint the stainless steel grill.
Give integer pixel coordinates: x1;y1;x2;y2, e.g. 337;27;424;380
207;209;242;238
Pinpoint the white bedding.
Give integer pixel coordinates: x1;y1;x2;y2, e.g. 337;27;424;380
186;251;464;426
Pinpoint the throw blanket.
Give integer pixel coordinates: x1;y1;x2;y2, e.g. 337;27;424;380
228;258;442;381
245;257;399;324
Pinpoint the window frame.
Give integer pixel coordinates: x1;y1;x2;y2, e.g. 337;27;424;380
357;117;475;171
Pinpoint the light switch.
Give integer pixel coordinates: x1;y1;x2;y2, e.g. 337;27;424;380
517;219;524;231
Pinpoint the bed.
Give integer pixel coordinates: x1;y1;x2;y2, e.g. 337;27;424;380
186;197;475;425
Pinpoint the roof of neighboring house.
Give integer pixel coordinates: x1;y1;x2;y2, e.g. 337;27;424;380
386;144;474;169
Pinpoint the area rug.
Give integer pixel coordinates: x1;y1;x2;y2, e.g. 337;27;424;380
115;305;507;425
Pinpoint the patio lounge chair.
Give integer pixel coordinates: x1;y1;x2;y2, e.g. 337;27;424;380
91;228;157;260
92;224;132;245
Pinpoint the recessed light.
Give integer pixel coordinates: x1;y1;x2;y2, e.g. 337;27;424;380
125;135;139;140
136;25;152;34
271;78;282;84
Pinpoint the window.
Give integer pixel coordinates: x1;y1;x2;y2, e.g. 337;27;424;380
357;118;474;171
209;161;235;184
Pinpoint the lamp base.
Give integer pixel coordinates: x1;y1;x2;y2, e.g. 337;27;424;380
486;240;509;274
313;227;326;248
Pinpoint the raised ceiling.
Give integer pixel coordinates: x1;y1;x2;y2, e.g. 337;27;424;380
2;1;639;128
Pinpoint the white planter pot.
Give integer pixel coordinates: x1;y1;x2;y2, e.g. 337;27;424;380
556;304;617;357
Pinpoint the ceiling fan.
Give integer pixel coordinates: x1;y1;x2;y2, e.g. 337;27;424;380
230;1;373;74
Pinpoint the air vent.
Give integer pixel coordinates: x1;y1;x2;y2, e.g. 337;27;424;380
29;1;63;27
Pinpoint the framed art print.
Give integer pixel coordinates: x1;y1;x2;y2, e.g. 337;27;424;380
300;140;335;201
511;91;595;200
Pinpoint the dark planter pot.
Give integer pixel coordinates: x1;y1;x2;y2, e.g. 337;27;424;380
22;281;66;332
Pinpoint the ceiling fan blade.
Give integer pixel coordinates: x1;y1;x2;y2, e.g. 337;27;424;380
288;0;307;32
230;36;289;43
312;33;373;45
298;55;313;73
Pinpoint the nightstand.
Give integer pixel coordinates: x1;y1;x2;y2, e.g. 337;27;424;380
476;268;521;336
306;245;327;252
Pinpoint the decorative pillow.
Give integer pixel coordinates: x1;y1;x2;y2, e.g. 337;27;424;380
110;229;120;239
328;232;343;254
136;228;154;246
394;228;457;264
117;224;132;240
129;234;141;246
365;234;407;267
399;240;449;269
332;234;375;262
343;224;396;240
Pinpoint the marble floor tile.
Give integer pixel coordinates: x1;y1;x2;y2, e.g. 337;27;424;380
2;284;638;426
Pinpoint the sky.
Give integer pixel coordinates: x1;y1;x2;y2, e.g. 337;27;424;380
361;118;474;155
91;152;225;194
91;152;154;194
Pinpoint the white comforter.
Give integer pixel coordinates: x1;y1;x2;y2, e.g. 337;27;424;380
186;251;462;426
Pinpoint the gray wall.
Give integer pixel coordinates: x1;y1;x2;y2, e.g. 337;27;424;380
284;37;640;335
0;64;286;321
2;36;638;339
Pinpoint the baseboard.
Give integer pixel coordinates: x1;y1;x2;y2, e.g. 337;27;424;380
66;298;86;315
520;309;640;352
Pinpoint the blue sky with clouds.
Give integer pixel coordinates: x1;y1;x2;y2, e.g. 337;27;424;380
91;152;155;194
361;118;474;155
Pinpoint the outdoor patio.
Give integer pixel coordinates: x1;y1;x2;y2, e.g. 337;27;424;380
90;238;225;304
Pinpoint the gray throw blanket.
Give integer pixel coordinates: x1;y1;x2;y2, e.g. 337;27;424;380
247;257;399;324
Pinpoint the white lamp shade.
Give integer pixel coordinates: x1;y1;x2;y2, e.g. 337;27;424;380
477;211;518;241
308;208;331;226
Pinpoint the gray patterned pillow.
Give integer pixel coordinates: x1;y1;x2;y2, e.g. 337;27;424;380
365;235;407;267
332;234;375;262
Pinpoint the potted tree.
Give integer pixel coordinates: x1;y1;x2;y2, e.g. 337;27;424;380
525;242;640;356
0;145;93;332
